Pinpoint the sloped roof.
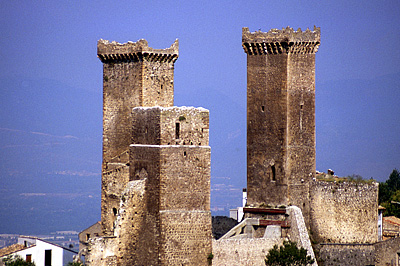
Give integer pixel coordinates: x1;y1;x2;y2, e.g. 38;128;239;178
19;236;78;254
383;216;400;226
0;243;32;257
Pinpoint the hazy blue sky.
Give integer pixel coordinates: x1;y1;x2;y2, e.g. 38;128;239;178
0;1;399;234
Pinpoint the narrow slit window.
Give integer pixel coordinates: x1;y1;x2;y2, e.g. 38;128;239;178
261;105;265;112
272;165;276;181
176;123;180;139
113;208;117;216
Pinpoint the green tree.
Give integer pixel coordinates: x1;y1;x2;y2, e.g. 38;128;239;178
379;182;391;204
379;169;400;217
3;255;35;266
387;169;400;191
265;240;314;266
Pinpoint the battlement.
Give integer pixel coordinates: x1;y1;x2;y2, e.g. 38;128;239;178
97;38;179;63
242;26;320;55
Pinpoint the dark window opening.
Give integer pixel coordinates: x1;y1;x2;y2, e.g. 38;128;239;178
45;250;52;266
113;208;117;216
271;165;276;181
26;255;32;262
175;123;180;139
261;106;265;112
184;151;187;156
300;104;303;109
86;234;90;241
24;241;27;247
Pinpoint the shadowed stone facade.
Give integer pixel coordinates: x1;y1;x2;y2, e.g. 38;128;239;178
87;39;212;266
98;39;179;236
243;27;320;227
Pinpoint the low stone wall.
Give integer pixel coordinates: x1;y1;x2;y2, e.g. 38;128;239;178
212;238;281;266
374;237;400;266
318;243;375;266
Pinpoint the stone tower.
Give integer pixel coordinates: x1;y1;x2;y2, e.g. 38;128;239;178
90;39;212;265
242;26;320;224
97;39;178;234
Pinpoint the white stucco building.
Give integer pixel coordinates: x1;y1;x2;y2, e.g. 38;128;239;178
0;236;77;266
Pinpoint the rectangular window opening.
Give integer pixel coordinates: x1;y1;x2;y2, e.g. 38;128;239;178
175;123;180;139
26;254;32;262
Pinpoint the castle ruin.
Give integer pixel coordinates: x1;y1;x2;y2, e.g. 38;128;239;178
82;27;400;266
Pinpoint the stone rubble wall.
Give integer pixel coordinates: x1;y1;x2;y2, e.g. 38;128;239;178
318;243;375;266
212;238;282;266
310;180;378;244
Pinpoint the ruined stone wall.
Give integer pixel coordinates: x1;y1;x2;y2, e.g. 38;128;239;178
212;238;282;266
86;236;118;266
101;164;129;235
243;27;320;225
310;181;378;244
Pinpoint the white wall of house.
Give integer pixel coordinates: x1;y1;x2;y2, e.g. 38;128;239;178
15;237;75;266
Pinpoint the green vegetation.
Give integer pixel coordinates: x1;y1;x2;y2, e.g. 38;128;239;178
3;255;36;266
379;169;400;217
316;172;375;184
67;262;84;266
265;240;314;266
207;252;213;265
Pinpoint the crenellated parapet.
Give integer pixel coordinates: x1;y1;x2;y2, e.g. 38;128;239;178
97;38;179;63
242;26;320;55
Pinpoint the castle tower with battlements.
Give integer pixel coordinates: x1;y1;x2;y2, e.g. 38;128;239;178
89;39;212;265
97;39;179;235
242;26;320;225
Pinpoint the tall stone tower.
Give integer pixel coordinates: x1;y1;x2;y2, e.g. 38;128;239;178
242;26;320;224
90;39;212;265
97;39;179;235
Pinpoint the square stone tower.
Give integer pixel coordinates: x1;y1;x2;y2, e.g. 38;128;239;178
125;107;211;265
92;39;212;265
242;27;320;224
97;39;178;234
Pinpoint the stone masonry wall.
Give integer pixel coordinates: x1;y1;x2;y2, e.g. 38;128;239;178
101;164;129;235
286;53;316;226
246;52;289;207
310;180;378;244
129;145;212;265
318;244;375;266
131;106;209;146
374;237;400;266
212;238;282;266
